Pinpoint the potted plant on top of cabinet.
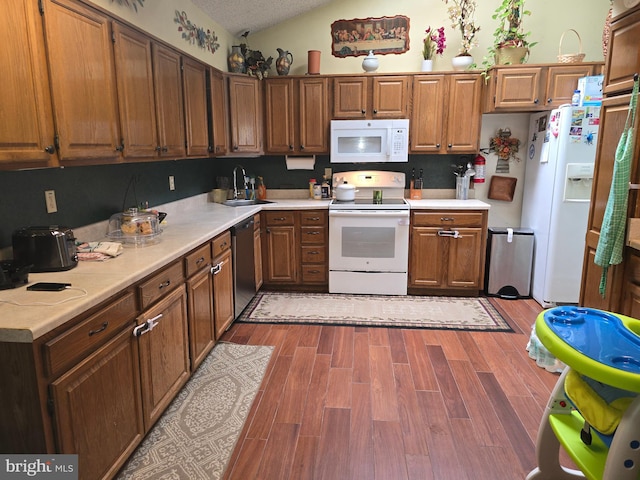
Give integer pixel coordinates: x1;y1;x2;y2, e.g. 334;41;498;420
443;0;480;71
485;0;537;69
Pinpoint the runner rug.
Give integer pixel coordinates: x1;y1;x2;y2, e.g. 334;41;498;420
116;342;273;480
238;292;512;332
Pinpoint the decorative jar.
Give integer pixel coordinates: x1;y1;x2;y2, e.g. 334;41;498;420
362;50;379;73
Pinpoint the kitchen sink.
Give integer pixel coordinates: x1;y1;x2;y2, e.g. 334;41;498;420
223;199;273;207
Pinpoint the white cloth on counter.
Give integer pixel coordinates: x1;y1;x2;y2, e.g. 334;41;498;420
77;241;123;261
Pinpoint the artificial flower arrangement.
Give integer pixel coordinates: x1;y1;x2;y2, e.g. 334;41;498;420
422;26;446;60
489;128;521;161
443;0;480;55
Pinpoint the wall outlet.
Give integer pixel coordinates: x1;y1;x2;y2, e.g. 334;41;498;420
169;175;175;191
45;190;58;213
324;167;332;180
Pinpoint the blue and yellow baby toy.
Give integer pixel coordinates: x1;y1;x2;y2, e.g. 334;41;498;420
527;306;640;480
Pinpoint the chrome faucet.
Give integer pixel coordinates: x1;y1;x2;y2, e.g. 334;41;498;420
232;165;246;199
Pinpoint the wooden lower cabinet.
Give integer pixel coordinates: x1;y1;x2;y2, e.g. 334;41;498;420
254;214;264;291
409;210;487;294
262;210;328;288
186;267;214;372
50;327;144;480
136;284;190;431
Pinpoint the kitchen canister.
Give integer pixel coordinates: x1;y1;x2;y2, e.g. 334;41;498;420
362;50;379;73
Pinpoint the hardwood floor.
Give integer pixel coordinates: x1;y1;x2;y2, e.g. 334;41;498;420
220;297;566;480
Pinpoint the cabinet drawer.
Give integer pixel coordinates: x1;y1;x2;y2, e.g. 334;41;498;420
44;290;137;378
300;226;326;245
301;245;326;263
627;252;640;285
412;211;484;227
264;211;295;226
139;261;184;310
301;264;327;283
300;211;326;226
211;231;231;257
184;243;211;278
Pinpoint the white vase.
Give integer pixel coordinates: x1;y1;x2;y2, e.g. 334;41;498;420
421;59;433;72
451;55;473;71
362;50;379;72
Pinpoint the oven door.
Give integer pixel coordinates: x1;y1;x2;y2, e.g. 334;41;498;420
329;210;410;272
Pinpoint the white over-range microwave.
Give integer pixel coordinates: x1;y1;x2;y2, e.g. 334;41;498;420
330;119;409;163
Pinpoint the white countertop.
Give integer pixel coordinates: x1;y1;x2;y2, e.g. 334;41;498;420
0;194;488;343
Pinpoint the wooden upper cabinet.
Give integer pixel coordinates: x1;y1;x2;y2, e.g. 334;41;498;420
0;0;57;169
209;68;230;156
228;74;262;154
604;7;640;95
112;23;158;159
333;75;410;119
182;57;210;157
410;73;481;154
152;44;186;158
484;63;603;113
264;77;329;154
42;0;120;164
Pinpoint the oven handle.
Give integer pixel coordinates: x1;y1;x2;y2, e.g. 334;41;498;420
329;210;410;218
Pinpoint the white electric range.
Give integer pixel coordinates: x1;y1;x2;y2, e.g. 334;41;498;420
328;171;410;295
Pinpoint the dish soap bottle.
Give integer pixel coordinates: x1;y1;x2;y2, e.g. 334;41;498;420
257;176;267;200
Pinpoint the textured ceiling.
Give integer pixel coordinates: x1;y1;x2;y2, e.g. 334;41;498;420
191;0;332;37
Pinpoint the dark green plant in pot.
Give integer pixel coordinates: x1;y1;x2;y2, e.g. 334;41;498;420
240;32;273;79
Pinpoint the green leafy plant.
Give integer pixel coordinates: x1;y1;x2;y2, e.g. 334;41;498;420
481;0;537;77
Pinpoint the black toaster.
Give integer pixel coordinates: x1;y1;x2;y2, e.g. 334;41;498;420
12;226;78;272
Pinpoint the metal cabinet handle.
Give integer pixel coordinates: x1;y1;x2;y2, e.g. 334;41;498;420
305;231;320;235
437;230;461;238
158;280;171;290
440;217;455;222
44;145;55;154
534;98;539;104
361;109;366;115
196;256;206;266
305;217;321;221
89;322;108;336
547;98;552;104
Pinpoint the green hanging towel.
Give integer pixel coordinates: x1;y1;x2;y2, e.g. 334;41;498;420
594;78;639;296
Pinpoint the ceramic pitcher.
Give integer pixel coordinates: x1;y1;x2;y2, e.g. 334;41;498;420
276;48;293;76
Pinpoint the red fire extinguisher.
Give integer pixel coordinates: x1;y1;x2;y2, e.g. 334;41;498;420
473;154;486;183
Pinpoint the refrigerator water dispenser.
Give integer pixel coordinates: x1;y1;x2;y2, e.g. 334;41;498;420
564;163;594;202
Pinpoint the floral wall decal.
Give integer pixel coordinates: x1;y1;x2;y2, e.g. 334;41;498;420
174;10;220;54
111;0;144;12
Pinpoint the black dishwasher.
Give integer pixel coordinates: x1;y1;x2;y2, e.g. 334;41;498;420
231;217;256;319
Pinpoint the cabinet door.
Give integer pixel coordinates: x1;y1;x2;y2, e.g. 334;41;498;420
0;0;57;168
209;68;229;155
112;23;158;159
212;248;234;339
409;227;445;287
186;268;214;372
446;74;482;153
51;327;143;480
228;75;262;153
299;77;329;153
182;57;210;157
264;78;295;154
152;44;186;158
447;228;483;288
264;225;297;283
333;77;368;118
544;65;594;108
137;284;190;430
604;8;640;95
580;94;636;309
372;76;410;118
493;67;544;110
42;0;120;163
410;75;446;153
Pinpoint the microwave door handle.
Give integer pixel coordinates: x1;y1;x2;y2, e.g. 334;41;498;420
386;130;392;158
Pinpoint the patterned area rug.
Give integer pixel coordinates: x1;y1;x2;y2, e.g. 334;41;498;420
116;343;273;480
238;292;512;332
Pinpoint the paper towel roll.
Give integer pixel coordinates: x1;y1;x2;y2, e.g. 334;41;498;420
285;155;315;170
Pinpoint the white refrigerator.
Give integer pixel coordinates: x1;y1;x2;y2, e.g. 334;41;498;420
521;104;600;307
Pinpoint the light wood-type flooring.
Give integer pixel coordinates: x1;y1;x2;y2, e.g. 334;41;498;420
220;297;571;480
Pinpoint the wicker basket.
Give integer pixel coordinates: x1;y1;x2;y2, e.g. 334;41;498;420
558;29;586;63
